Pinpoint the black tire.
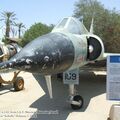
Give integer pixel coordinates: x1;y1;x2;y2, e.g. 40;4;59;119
71;95;84;110
14;77;24;91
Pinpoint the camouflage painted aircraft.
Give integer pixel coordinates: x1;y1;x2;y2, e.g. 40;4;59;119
0;17;117;109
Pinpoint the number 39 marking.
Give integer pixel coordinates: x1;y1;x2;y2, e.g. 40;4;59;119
63;69;79;85
65;73;77;80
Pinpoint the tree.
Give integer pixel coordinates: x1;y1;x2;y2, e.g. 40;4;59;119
0;11;16;39
10;27;16;37
74;0;104;29
15;22;25;38
73;0;120;52
21;22;53;46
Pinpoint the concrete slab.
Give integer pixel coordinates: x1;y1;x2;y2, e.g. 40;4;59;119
0;71;118;120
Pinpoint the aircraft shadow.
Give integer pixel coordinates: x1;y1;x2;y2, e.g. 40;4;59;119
30;71;106;120
0;84;14;95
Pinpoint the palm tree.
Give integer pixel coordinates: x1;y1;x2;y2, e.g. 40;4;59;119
0;11;16;38
15;22;25;38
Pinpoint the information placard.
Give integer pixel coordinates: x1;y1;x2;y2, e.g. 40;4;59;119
107;55;120;100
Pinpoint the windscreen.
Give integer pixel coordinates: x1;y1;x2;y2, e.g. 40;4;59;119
56;18;68;28
66;18;88;34
53;17;88;35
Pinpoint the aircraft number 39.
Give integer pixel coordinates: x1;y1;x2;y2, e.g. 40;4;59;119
65;73;77;80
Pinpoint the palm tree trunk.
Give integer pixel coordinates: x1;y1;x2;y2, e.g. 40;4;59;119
5;19;10;38
5;26;10;37
18;28;21;38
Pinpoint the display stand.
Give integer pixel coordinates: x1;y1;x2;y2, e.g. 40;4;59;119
107;56;120;120
108;104;120;120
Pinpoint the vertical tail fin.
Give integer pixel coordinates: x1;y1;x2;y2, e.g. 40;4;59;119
90;17;94;34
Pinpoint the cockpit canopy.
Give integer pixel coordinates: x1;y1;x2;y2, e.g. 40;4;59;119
52;17;88;35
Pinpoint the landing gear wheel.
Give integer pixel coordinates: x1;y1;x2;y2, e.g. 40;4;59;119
71;95;84;110
14;77;24;91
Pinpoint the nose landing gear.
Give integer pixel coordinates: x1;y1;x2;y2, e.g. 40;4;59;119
70;95;84;110
68;84;84;110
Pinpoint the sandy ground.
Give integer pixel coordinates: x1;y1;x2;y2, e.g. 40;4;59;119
0;71;118;120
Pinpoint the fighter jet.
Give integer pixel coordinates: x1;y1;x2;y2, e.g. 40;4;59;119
0;17;117;109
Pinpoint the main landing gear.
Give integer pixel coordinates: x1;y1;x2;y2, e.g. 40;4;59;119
68;84;84;110
0;71;24;91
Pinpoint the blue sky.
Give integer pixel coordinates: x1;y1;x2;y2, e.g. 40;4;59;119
0;0;120;38
0;0;76;27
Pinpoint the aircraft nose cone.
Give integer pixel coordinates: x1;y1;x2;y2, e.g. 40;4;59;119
7;33;75;75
